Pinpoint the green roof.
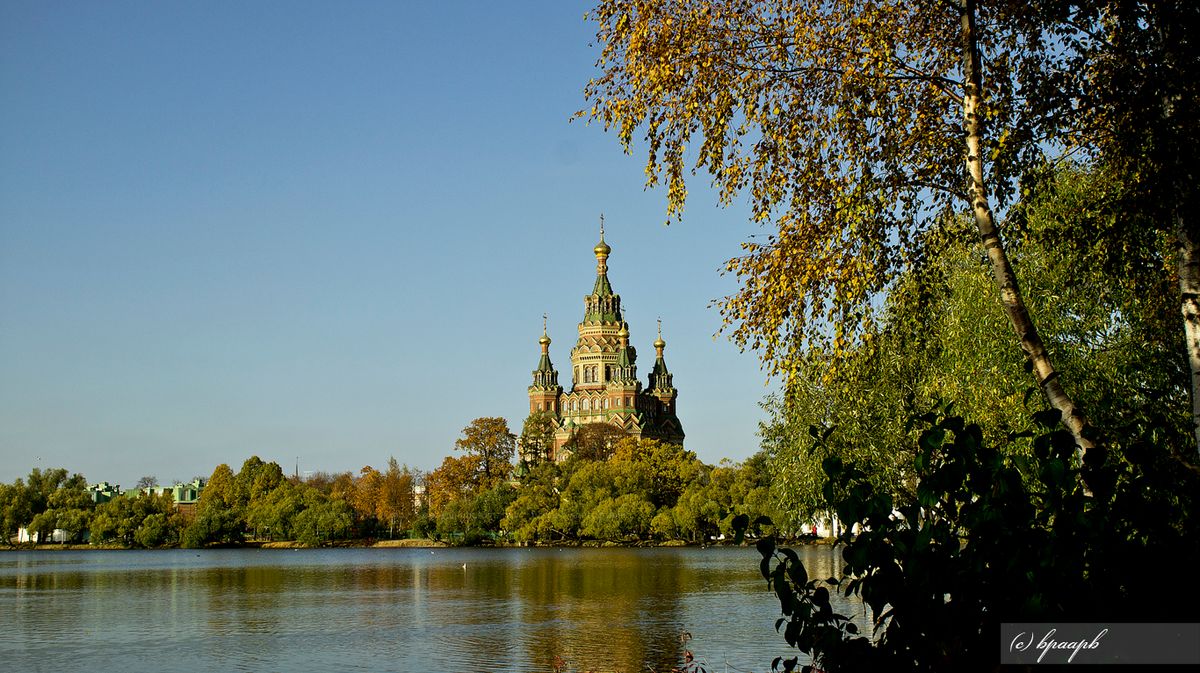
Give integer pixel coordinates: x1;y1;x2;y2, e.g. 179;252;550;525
592;272;613;298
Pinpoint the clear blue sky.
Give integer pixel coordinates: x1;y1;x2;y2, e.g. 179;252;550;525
0;1;775;487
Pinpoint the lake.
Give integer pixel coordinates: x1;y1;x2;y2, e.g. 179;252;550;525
0;546;865;673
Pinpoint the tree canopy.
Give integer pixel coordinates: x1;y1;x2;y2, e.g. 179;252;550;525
454;417;516;487
584;0;1027;362
582;0;1199;450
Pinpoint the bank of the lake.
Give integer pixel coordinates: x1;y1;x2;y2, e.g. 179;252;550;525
0;546;863;673
3;536;830;552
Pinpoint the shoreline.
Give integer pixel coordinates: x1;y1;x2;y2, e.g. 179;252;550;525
1;536;832;552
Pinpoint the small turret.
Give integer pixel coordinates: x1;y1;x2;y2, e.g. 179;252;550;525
611;322;638;384
648;318;674;393
529;314;561;399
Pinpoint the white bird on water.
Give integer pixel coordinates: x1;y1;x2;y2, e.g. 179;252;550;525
462;563;467;570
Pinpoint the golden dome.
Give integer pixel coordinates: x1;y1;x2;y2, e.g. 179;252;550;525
618;323;630;338
654;336;666;349
539;333;551;346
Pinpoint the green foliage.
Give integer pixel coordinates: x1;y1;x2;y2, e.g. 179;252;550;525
237;457;285;507
580;493;655;541
0;469;85;543
293;497;354;547
436;482;518;544
503;461;561;542
656;454;779;542
245;481;308;541
610;438;704;509
182;502;243;548
133;512;180;548
763;166;1190;525
519;411;558;467
0;483;30;544
750;410;1200;672
500;439;769;544
90;492;180;547
20;470;92;544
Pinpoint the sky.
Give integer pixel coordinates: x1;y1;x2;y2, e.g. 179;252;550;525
0;1;778;487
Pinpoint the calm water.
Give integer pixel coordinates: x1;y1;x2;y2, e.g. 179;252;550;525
0;546;864;673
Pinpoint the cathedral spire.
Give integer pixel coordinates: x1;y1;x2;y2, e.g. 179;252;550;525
611;322;638;384
592;213;614;297
533;314;557;379
649;318;674;392
585;214;620;322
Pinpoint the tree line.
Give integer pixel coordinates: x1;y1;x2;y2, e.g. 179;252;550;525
423;415;777;545
1;417;775;548
0;456;421;549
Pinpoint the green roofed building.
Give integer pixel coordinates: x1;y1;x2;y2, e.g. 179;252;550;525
526;220;684;462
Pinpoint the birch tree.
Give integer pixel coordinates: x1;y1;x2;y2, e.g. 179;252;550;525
1055;0;1200;455
582;0;1095;451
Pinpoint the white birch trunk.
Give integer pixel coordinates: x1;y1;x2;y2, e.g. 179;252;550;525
1175;216;1200;457
959;0;1095;458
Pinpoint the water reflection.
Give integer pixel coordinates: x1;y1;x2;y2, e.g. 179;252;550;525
0;546;862;673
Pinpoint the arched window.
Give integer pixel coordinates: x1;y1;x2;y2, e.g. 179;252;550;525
538;402;543;412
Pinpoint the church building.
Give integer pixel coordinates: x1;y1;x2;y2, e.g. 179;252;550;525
526;223;684;462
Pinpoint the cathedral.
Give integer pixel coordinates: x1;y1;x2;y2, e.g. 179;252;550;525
525;222;684;462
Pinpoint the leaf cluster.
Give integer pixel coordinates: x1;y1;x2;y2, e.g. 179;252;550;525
746;408;1200;672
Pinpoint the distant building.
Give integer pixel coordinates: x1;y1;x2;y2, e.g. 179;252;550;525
170;479;204;507
88;482;121;504
525;222;684;462
126;478;204;515
17;527;75;544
